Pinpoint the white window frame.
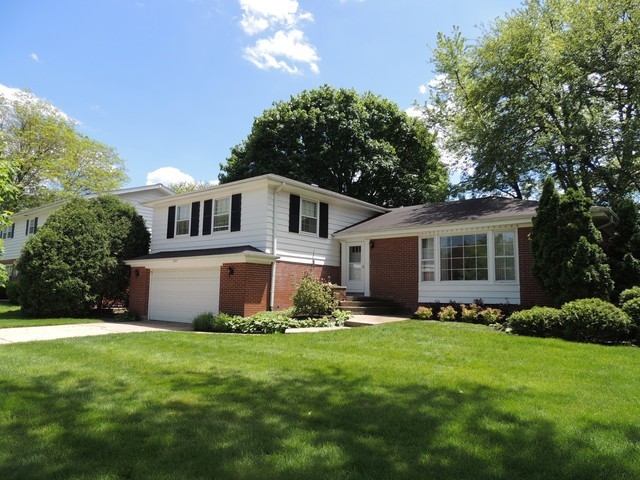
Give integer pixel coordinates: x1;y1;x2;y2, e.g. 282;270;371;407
421;237;436;282
213;197;230;232
494;231;517;282
419;230;518;284
300;198;319;236
1;225;11;239
175;204;191;236
26;219;36;236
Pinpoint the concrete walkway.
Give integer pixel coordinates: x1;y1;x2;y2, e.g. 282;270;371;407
0;315;410;344
0;321;191;345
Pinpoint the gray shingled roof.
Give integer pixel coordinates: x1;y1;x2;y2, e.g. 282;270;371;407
130;245;266;261
336;197;539;235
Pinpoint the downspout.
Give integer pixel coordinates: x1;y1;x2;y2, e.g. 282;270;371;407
269;182;286;310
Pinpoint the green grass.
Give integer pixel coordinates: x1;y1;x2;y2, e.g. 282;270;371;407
0;303;103;328
0;321;639;479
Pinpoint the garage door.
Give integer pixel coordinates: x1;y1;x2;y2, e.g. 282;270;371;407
148;269;220;323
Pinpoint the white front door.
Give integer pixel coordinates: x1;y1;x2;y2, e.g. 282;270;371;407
346;243;365;293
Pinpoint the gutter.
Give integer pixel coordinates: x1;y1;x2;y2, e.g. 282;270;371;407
269;182;286;310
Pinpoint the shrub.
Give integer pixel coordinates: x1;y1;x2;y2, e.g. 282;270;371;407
507;307;561;337
621;298;640;342
292;272;336;316
193;312;216;331
113;311;139;322
5;280;21;305
559;298;630;344
480;307;503;325
460;304;481;323
332;309;351;325
438;305;458;322
619;286;640;306
414;306;433;320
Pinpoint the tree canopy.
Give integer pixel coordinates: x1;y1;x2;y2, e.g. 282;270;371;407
425;0;640;204
17;196;149;317
0;159;17;286
219;85;448;207
0;90;128;211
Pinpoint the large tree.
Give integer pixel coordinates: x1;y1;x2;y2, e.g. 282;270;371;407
425;0;640;204
219;85;448;207
0;159;17;286
17;196;149;317
0;90;128;211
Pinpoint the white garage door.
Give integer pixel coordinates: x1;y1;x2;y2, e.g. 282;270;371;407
149;269;220;323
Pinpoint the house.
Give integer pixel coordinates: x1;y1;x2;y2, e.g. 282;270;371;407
126;176;617;323
0;184;174;281
125;174;387;322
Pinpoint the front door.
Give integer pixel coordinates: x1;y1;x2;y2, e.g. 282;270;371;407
346;243;365;293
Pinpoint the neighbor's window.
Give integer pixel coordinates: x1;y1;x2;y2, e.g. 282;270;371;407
175;205;190;236
494;231;516;281
213;197;230;232
300;199;318;235
421;238;435;281
26;219;37;235
1;225;11;239
440;234;488;281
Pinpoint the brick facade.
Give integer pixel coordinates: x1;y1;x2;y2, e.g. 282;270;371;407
369;236;419;312
272;262;341;311
518;227;554;307
128;267;150;319
219;262;272;317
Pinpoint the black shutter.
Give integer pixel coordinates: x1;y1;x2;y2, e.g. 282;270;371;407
319;202;329;238
190;201;200;236
33;217;38;234
167;206;176;239
25;220;29;236
202;200;212;235
289;194;300;233
230;194;242;232
10;223;15;238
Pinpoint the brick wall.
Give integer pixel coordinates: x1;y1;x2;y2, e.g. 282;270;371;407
219;262;272;317
370;237;419;312
128;267;150;319
518;227;554;307
273;262;341;311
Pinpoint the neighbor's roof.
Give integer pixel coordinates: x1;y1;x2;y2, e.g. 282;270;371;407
335;197;539;236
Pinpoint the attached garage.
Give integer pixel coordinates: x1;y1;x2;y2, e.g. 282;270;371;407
148;268;220;323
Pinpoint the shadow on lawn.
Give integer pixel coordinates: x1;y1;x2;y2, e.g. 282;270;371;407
0;367;638;480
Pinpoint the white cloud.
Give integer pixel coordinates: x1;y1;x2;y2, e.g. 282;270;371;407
238;0;319;74
146;167;195;185
30;52;42;63
405;106;424;118
0;84;71;121
244;29;319;74
418;84;427;95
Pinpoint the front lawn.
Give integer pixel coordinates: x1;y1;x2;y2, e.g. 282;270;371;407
0;303;104;328
0;321;638;479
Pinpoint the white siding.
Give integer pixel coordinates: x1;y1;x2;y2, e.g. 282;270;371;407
2;208;56;262
272;187;380;267
116;189;171;229
150;185;270;254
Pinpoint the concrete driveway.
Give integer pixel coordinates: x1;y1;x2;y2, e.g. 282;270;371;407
0;321;192;345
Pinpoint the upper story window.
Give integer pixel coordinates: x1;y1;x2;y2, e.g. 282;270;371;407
300;199;318;235
213;197;230;232
1;225;13;240
175;205;190;236
26;218;38;236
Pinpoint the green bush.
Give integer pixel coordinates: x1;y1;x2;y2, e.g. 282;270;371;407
193;312;215;331
292;272;336;316
619;286;640;305
559;298;630;344
5;280;21;305
460;304;481;323
621;298;640;342
331;309;351;325
507;307;561;337
414;306;433;320
480;307;503;325
112;311;139;322
438;305;458;322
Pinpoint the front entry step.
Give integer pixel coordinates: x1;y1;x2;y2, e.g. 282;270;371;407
338;296;407;317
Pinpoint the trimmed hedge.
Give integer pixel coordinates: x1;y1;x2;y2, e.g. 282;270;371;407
559;298;630;344
619;286;640;305
507;307;562;337
192;310;349;334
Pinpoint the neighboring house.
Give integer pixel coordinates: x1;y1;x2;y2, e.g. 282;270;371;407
125;174;387;322
0;184;174;280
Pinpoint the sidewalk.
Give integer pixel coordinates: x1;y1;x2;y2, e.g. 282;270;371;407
0;321;191;345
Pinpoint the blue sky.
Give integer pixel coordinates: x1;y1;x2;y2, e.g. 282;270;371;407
1;0;522;188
